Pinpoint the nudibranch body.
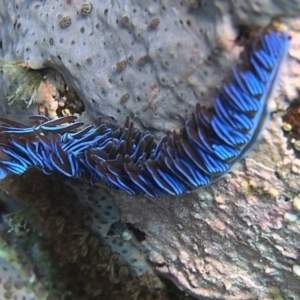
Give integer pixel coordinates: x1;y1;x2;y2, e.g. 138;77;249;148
0;31;290;197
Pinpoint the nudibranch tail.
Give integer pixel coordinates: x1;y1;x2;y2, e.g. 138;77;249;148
0;31;290;197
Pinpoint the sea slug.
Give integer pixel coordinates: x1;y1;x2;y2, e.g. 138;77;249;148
0;31;290;197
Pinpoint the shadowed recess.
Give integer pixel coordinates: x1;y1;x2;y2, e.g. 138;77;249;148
0;31;290;197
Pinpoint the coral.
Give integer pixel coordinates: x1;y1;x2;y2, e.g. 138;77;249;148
0;58;42;106
66;179;158;278
0;0;233;134
0;58;84;119
0;229;48;299
1;0;300;136
0;257;36;300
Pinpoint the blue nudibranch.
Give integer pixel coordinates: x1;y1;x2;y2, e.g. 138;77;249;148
0;31;290;197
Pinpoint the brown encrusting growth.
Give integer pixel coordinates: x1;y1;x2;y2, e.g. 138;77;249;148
0;170;193;299
282;98;300;155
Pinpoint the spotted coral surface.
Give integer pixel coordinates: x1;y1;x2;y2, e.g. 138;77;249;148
0;258;36;300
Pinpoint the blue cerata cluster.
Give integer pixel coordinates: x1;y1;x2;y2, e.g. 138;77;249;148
0;31;290;197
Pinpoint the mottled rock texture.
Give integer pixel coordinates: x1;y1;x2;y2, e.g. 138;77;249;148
1;1;300;300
